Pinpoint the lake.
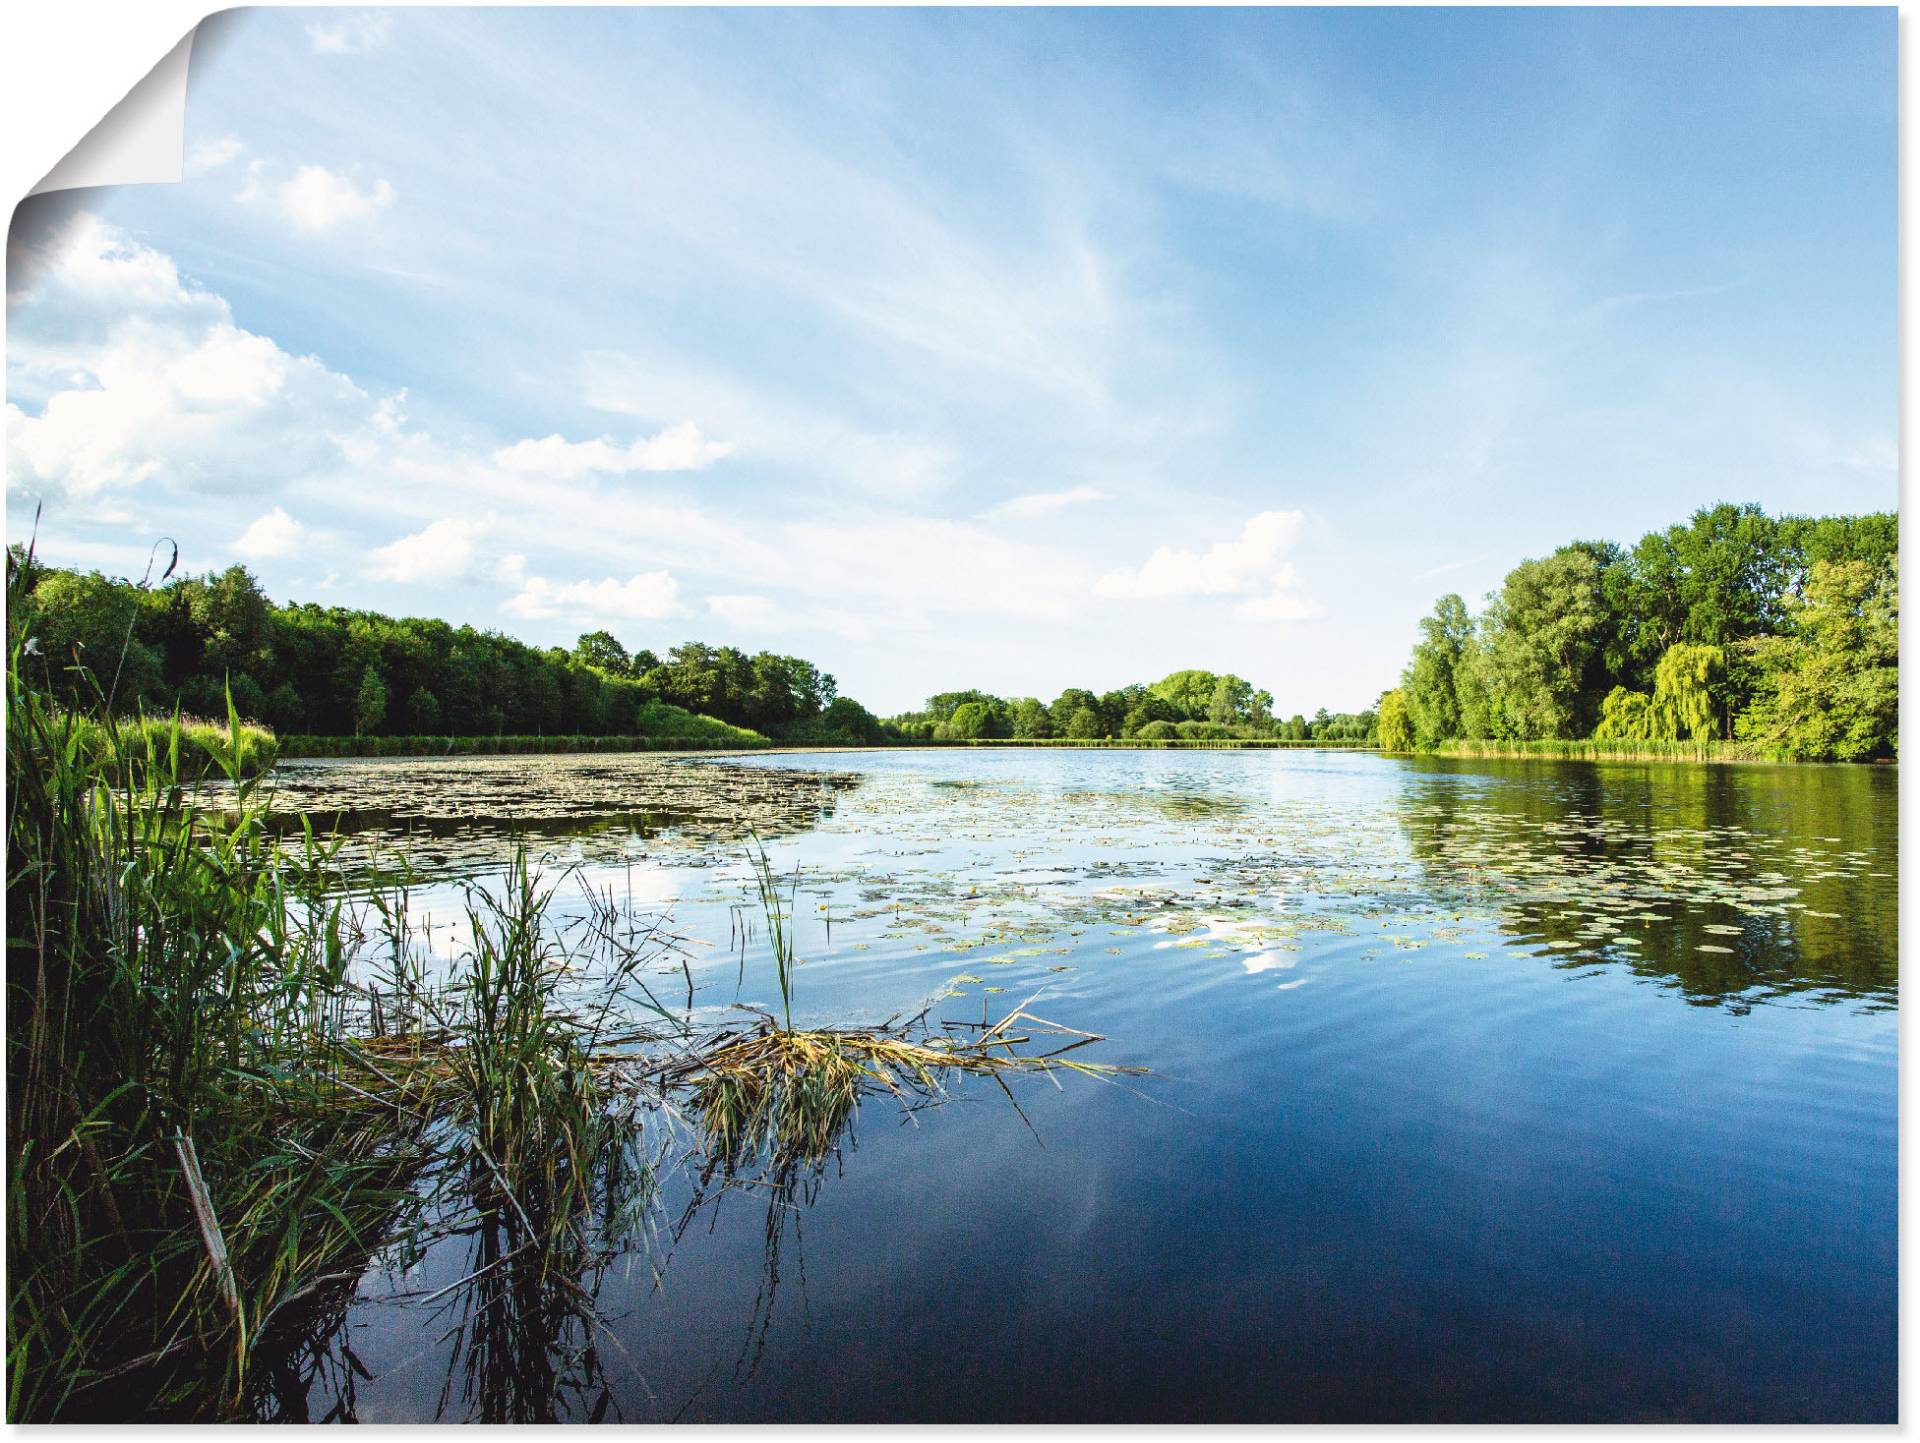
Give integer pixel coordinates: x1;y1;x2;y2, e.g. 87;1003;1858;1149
250;747;1896;1423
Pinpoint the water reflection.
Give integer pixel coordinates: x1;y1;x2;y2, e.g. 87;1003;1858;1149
1396;759;1896;1009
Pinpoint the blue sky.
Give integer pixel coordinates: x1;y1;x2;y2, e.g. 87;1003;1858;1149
5;6;1895;715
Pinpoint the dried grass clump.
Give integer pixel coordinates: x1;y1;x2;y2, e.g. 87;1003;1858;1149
676;1000;1139;1169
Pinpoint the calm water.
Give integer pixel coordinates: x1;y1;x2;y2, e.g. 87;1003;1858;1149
259;748;1897;1423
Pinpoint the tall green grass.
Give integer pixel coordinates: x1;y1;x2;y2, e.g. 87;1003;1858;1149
280;728;767;760
5;544;658;1419
64;710;279;778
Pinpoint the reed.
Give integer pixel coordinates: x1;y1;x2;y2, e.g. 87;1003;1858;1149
1432;737;1760;763
6;544;1138;1418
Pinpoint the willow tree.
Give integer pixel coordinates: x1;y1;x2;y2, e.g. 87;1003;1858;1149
1649;643;1725;740
1593;686;1655;740
1375;689;1414;752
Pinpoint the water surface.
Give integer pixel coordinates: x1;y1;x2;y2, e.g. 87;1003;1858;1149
260;748;1896;1422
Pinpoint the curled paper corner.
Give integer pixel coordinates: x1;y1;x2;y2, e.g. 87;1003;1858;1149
28;25;199;197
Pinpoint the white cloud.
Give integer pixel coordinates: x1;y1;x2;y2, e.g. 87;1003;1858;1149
231;506;305;559
1233;580;1325;623
1096;510;1308;600
982;485;1110;521
6;213;376;500
494;422;734;479
274;166;395;233
585;350;951;496
186;135;244;176
364;518;487;584
307;12;393;54
502;571;684;622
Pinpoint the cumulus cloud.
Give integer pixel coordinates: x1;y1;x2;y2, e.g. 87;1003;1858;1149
1233;580;1325;622
364;518;488;583
981;485;1110;521
1096;510;1308;600
502;571;684;622
272;165;395;233
307;12;393;54
493;422;735;479
231;506;306;559
6;212;377;500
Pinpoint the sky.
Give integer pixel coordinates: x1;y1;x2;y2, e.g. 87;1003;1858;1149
4;6;1896;717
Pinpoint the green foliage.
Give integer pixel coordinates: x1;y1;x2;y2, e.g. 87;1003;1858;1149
945;700;1001;739
1404;594;1472;748
404;686;442;733
1134;719;1177;740
1650;643;1724;740
1009;697;1053;739
20;558;865;745
1592;686;1655;741
1064;706;1105;740
352;664;388;736
571;629;630;673
1737;559;1898;762
1476;549;1606;739
1399;506;1896;762
1375;689;1414;752
786;696;885;747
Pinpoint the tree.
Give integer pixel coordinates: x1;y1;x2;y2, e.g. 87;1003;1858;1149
947;700;1001;739
1009;697;1053;738
1206;675;1254;725
794;696;884;745
573;630;630;673
1476;549;1606;739
264;681;306;732
1649;643;1725;740
405;687;443;733
353;665;389;736
1122;695;1179;737
227;672;268;723
1049;688;1099;729
1250;689;1274;733
24;569;162;704
1403;594;1473;746
1375;689;1414;751
1737;559;1897;761
1148;670;1220;720
1593;686;1655;740
1064;706;1104;739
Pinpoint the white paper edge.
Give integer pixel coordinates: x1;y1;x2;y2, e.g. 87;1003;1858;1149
27;24;199;197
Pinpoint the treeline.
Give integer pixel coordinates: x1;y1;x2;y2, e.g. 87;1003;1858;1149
889;670;1376;743
10;552;887;746
1376;504;1897;762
